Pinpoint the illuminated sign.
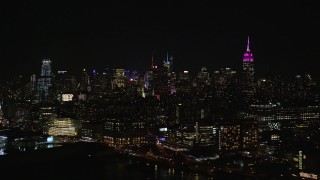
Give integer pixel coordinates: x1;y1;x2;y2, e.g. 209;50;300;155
159;128;167;132
62;94;73;101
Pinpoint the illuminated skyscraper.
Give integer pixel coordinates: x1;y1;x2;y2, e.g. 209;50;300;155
153;57;170;97
144;54;155;94
104;117;147;147
241;36;255;103
219;124;241;152
114;69;126;88
79;69;90;91
166;52;177;94
176;71;192;94
213;68;237;97
243;36;254;73
102;65;114;91
38;59;52;102
240;118;258;151
152;66;167;97
30;74;37;92
47;117;79;136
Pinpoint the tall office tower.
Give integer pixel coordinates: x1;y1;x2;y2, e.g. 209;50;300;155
166;52;176;94
144;70;153;89
169;55;174;73
144;55;156;96
153;55;170;97
99;65;114;92
164;51;174;73
243;36;254;77
240;118;258;151
218;124;241;152
241;36;255;103
293;74;318;104
55;71;77;94
114;69;126;88
38;59;52;102
30;74;37;92
213;68;237;97
197;67;210;85
176;70;192;94
154;66;169;96
163;51;170;71
79;69;90;92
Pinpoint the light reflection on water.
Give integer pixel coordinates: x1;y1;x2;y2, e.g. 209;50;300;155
102;157;209;180
0;143;215;179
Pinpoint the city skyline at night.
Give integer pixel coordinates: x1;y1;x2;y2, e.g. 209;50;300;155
0;34;318;83
1;1;319;179
1;1;320;81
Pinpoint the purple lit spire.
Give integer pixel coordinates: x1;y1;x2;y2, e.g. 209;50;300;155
246;36;250;51
243;36;254;62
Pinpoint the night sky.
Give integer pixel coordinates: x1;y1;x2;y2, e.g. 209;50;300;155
1;1;319;81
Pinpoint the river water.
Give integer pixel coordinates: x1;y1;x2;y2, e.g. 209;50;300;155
1;142;215;179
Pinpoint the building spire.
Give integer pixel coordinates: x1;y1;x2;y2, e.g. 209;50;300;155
243;36;254;62
151;52;154;69
166;51;169;64
246;36;250;52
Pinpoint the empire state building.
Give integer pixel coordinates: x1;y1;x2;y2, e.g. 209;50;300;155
242;36;255;102
243;36;254;81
